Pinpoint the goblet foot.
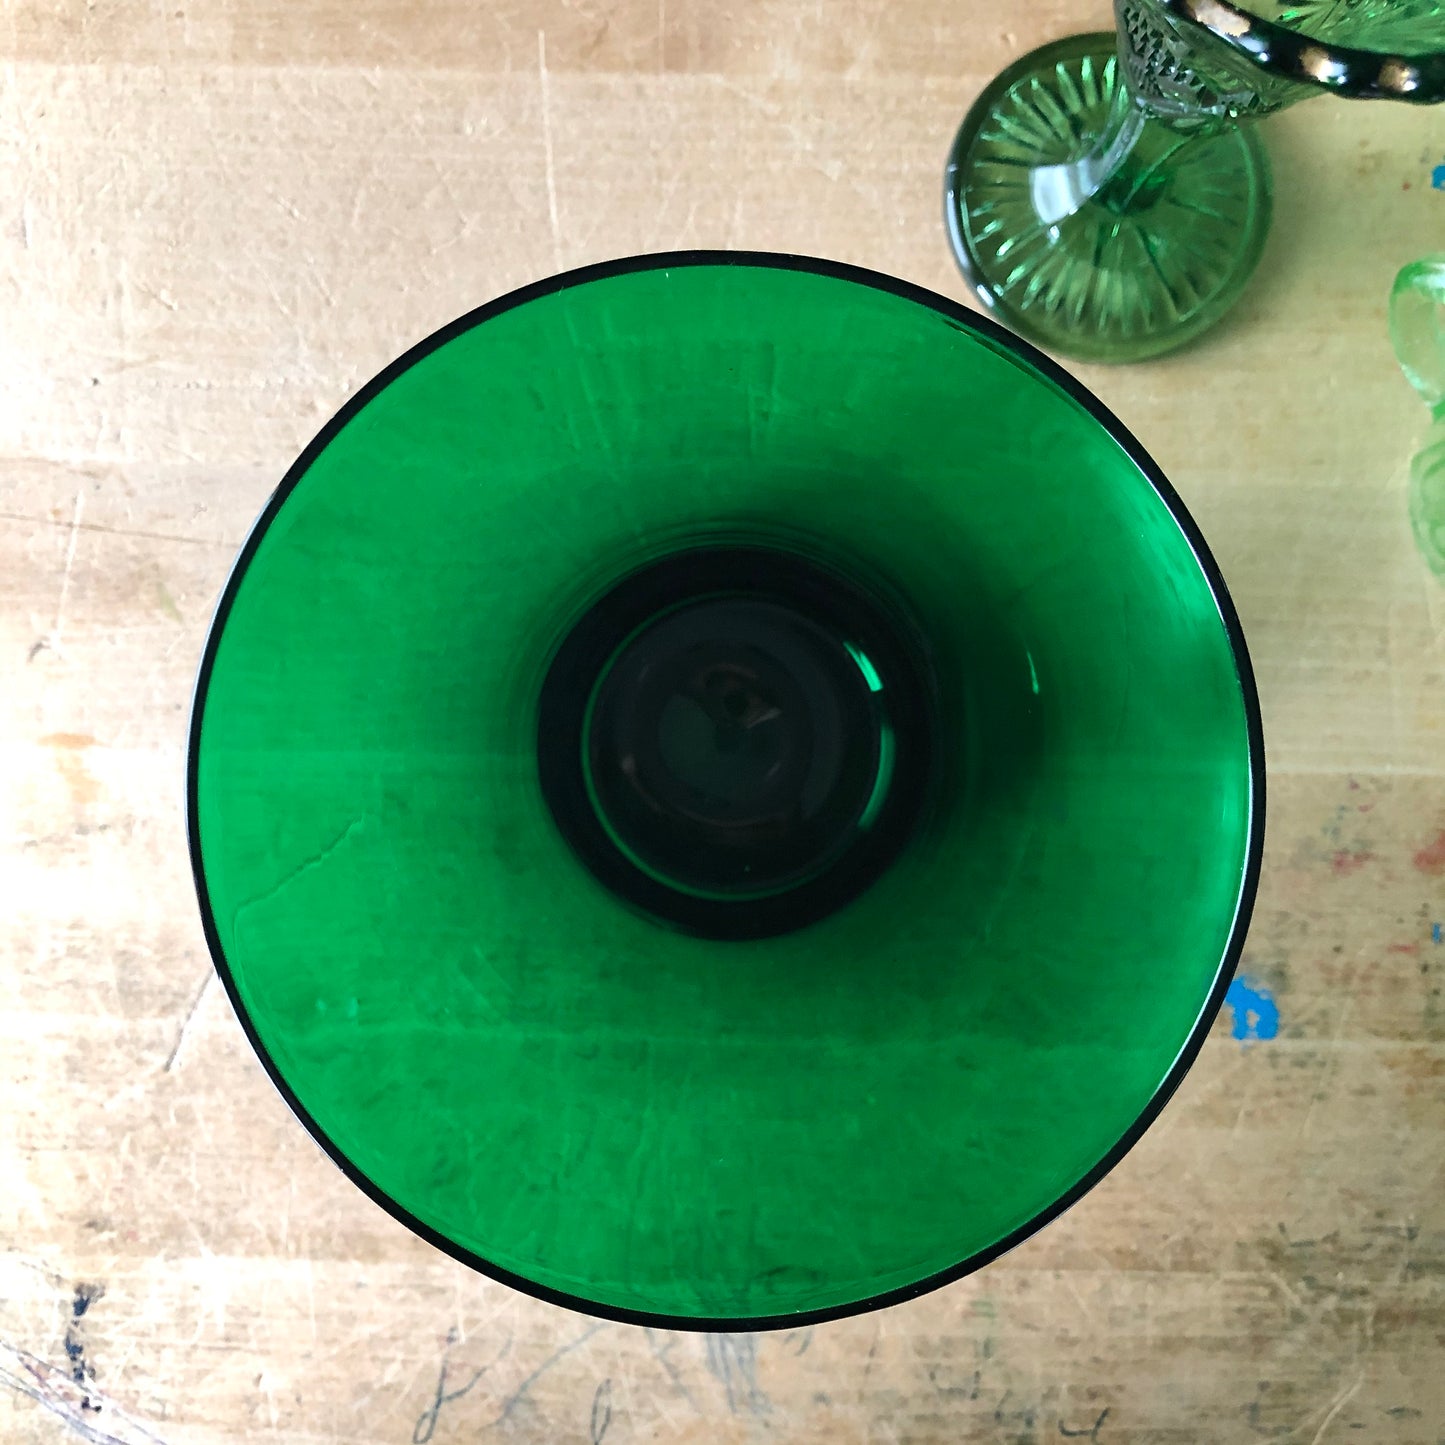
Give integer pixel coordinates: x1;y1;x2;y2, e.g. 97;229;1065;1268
945;33;1272;364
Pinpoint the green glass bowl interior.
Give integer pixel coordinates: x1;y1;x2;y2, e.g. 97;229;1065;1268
190;255;1261;1327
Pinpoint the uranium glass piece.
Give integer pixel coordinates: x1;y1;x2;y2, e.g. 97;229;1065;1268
189;254;1262;1327
1392;255;1445;576
946;1;1445;362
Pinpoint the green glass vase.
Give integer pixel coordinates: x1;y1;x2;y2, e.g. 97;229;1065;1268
1393;255;1445;576
188;254;1263;1327
946;2;1445;364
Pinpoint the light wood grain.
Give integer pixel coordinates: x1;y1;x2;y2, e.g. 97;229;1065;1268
2;2;1443;1442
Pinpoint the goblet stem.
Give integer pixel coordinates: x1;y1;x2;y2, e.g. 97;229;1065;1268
1392;257;1445;577
1390;256;1445;411
1028;78;1151;225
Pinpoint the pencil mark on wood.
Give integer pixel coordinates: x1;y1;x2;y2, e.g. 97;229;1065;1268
589;1378;612;1444
1306;1374;1361;1445
929;1365;981;1400
413;1327;506;1445
1060;1406;1110;1440
643;1328;698;1410
994;1389;1036;1431
704;1334;770;1416
859;1325;881;1395
484;1322;605;1431
0;509;233;550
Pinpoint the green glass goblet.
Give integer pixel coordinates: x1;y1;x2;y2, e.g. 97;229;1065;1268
188;254;1263;1327
1393;255;1445;575
947;2;1445;364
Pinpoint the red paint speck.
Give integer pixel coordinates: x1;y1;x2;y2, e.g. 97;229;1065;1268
1357;803;1375;813
1404;181;1413;190
1388;943;1421;955
1331;849;1375;876
1347;778;1360;791
1414;830;1445;875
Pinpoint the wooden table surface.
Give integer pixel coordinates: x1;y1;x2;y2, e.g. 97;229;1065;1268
3;2;1443;1441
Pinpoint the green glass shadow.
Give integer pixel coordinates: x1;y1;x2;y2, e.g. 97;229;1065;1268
191;256;1260;1325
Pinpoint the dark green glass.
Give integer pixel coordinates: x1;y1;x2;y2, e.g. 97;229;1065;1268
189;255;1262;1327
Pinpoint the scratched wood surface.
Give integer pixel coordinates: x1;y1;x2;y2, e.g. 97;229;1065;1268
2;1;1444;1442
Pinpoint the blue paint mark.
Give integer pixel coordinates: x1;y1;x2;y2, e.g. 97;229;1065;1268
1433;164;1445;191
1434;922;1442;945
1225;976;1279;1041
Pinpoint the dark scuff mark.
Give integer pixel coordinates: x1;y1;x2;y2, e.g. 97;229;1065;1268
589;1378;612;1444
65;1284;106;1412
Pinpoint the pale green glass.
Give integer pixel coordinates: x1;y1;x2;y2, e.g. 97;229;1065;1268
1392;255;1445;576
947;1;1445;363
